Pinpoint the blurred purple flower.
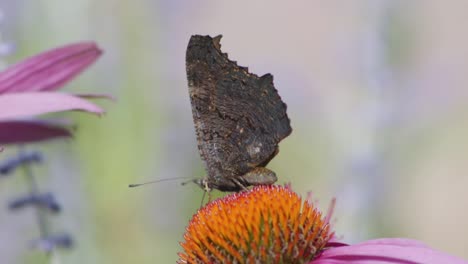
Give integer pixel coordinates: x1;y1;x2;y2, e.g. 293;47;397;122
0;42;105;144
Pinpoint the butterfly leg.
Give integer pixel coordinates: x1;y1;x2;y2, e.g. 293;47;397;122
231;177;249;191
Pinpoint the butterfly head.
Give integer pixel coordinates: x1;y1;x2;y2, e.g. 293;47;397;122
192;178;212;193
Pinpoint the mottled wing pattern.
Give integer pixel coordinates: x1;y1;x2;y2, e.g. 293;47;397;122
186;35;291;186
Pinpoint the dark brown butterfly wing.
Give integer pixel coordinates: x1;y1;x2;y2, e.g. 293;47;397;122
186;35;291;191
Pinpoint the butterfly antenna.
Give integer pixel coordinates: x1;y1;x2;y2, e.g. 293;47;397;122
180;179;195;186
128;176;194;188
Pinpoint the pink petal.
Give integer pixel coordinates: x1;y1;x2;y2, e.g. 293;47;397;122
0;92;104;120
314;238;468;264
0;42;102;94
356;238;430;249
0;120;72;144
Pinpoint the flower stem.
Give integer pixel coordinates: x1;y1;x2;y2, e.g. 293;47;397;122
18;147;50;238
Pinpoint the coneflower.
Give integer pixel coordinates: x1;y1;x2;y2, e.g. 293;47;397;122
179;185;467;264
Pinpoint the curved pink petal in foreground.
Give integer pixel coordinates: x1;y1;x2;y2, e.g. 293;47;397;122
0;42;102;94
0;92;104;120
0;120;71;144
314;238;468;264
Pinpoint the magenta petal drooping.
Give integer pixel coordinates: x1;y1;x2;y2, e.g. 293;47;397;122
314;238;468;264
0;42;102;94
0;120;72;145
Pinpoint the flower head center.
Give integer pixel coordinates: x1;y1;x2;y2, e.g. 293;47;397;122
178;185;334;263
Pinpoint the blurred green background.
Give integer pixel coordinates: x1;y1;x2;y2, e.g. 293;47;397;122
1;0;468;263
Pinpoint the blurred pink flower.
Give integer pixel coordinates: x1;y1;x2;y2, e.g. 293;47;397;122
0;42;105;144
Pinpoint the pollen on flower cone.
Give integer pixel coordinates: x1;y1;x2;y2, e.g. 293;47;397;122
178;185;333;264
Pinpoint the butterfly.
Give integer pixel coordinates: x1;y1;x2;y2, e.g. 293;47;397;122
186;35;292;192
